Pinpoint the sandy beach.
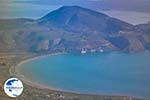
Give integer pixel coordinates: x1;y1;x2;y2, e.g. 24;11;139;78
12;52;66;92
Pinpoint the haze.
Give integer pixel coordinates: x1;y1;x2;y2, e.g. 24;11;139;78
0;0;150;19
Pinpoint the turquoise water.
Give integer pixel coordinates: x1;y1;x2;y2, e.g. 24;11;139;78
20;52;150;98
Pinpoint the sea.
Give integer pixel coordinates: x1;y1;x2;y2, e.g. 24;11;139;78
19;52;150;99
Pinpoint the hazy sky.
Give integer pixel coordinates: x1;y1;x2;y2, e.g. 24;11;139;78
14;0;150;11
0;0;150;19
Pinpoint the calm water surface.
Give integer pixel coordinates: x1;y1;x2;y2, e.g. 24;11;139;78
20;52;150;98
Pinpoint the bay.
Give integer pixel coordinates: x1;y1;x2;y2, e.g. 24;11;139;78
19;52;150;99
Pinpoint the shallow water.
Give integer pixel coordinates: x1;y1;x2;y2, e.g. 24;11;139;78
20;52;150;98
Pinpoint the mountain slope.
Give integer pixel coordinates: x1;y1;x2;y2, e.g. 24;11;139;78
0;6;149;53
38;6;133;33
37;6;145;52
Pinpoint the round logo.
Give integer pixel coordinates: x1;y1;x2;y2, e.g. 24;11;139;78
4;78;24;98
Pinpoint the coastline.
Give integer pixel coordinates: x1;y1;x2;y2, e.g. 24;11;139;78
14;52;65;91
11;52;147;100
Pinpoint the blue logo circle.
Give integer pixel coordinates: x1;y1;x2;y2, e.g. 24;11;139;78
4;78;24;98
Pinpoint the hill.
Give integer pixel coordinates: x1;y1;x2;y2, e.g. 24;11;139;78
0;6;149;53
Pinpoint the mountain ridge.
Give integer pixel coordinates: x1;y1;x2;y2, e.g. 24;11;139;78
38;6;133;33
0;6;149;53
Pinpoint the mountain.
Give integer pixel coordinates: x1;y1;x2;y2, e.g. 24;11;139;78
38;6;133;33
0;6;149;53
135;23;150;50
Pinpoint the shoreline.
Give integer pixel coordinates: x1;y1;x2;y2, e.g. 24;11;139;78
12;52;147;100
14;52;65;90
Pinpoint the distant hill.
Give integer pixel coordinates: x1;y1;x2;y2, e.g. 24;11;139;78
0;6;149;53
38;6;133;33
